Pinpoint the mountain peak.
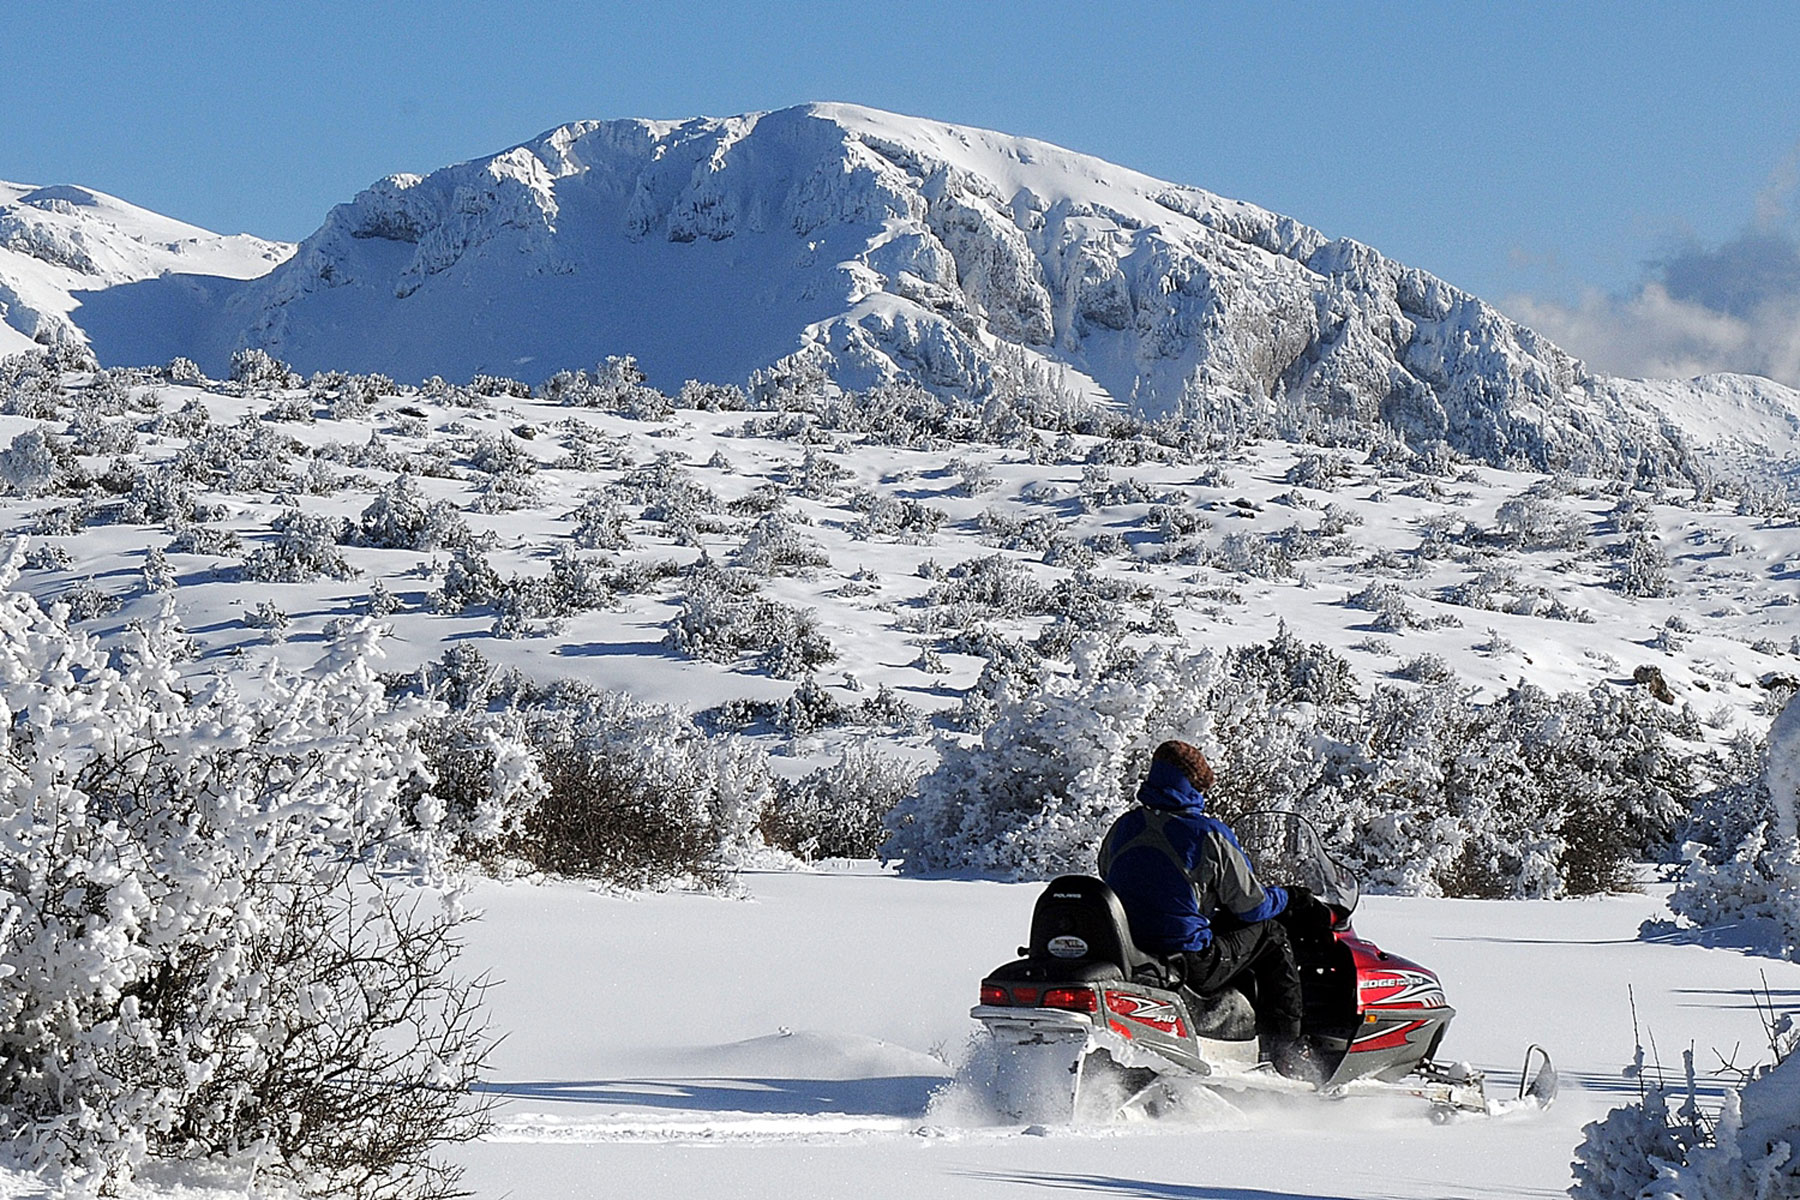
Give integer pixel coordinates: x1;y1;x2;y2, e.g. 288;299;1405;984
7;105;1799;473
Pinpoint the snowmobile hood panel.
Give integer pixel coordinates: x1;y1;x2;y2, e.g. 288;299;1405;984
1343;933;1448;1011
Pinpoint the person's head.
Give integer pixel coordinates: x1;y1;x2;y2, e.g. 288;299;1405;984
1151;739;1214;793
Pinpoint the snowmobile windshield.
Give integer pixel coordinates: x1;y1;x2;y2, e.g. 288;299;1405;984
1232;811;1359;916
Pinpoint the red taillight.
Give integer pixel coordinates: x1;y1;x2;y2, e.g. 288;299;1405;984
979;984;1009;1006
1011;986;1040;1005
1040;987;1098;1013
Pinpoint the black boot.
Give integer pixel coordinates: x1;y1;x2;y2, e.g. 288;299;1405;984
1267;1035;1324;1087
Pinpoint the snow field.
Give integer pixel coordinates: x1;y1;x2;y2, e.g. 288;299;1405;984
445;869;1800;1199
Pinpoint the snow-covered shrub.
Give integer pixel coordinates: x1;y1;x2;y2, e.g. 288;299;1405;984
1617;532;1674;598
0;560;493;1198
1396;652;1455;684
364;577;402;617
516;689;771;886
1324;681;1691;897
735;512;830;575
1345;580;1425;630
676;379;747;411
1573;1023;1800;1200
465;432;534;478
406;711;547;865
776;675;844;736
928;553;1047;615
164;355;203;384
786;447;851;499
1077;465;1158;511
1214;530;1293;579
1285;452;1354;489
848;490;947;542
228;346;299;390
1663;696;1800;959
358;474;477;551
1227;622;1358;707
763;743;924;860
663;563;837;678
570;494;630;549
1493;494;1590;551
0;426;64;496
60;577;121;622
241;509;357;582
611;455;725;545
119;470;211;527
886;639;1227;877
243;598;291;641
167;522;242;557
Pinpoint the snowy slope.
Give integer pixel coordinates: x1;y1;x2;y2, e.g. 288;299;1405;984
0;180;290;360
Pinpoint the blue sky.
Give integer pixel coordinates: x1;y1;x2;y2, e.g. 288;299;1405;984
6;1;1800;380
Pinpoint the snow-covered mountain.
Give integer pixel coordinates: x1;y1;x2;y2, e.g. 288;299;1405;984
8;105;1800;474
0;180;290;361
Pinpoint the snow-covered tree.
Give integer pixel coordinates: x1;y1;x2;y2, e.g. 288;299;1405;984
0;542;496;1197
1665;695;1800;959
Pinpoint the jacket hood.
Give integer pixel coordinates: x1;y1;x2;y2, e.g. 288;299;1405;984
1137;758;1208;813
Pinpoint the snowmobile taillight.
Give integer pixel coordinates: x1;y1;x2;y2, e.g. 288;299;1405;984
1039;986;1098;1013
979;984;1010;1006
1011;986;1040;1005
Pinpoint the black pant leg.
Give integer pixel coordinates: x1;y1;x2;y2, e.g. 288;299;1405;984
1180;921;1303;1040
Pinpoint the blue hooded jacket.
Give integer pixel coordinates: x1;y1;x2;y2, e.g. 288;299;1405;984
1097;758;1288;953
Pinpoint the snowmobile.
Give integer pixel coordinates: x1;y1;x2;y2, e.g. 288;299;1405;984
970;811;1557;1122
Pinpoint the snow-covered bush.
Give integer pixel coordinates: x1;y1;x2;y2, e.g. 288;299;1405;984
228;346;300;390
140;546;176;593
1214;529;1293;579
358;474;477;551
243;597;291;641
664;563;837;678
763;742;924;860
886;639;1227;877
1572;1019;1800;1200
735;512;830;575
241;509;357;582
1493;494;1590;551
1345;580;1426;630
1322;681;1691;897
1617;531;1674;598
892;622;1689;894
1663;696;1800;959
848;490;947;542
569;494;630;549
164;355;203;384
515;689;771;886
0;426;65;496
0;551;493;1197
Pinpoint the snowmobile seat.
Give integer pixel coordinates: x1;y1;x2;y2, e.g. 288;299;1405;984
1022;875;1173;986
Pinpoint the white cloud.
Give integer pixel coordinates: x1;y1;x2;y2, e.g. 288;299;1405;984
1504;280;1800;386
1502;144;1800;387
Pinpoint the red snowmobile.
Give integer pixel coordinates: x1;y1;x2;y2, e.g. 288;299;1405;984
970;811;1556;1121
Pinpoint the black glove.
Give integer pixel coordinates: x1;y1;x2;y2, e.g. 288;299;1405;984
1282;885;1333;930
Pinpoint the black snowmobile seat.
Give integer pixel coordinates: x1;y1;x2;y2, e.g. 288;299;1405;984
1025;874;1169;983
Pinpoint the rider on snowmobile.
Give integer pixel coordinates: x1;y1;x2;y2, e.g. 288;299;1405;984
1098;740;1330;1083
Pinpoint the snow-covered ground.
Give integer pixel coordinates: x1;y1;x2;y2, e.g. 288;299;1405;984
439;868;1800;1199
0;359;1796;1197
